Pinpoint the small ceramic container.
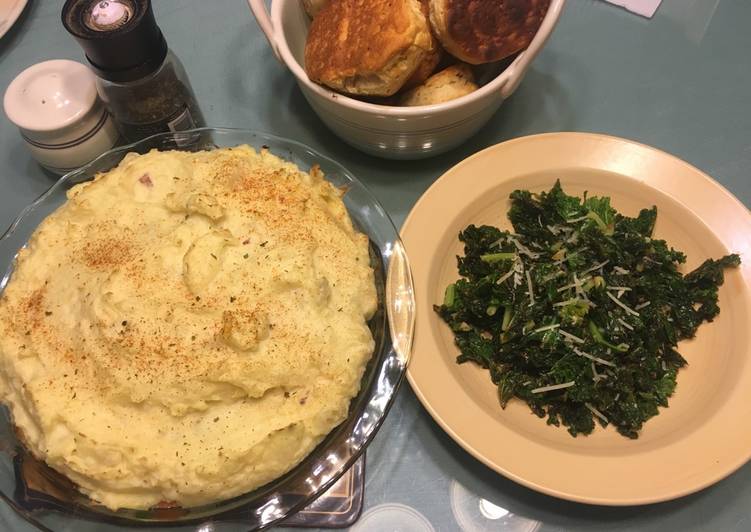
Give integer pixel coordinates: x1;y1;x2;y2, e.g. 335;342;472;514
3;59;119;175
248;0;565;159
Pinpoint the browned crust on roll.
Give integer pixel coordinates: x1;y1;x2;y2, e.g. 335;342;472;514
305;0;433;96
429;0;550;65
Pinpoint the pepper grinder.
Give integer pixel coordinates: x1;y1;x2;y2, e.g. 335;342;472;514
62;0;206;143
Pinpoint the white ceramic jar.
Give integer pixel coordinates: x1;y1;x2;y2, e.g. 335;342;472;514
248;0;565;160
3;59;119;174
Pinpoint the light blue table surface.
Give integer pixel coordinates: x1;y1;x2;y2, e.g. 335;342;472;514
1;0;750;530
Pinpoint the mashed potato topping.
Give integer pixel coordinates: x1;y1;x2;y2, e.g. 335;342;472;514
0;146;377;510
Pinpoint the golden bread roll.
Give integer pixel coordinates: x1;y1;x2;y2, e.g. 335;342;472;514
399;63;478;106
303;0;329;18
305;0;433;97
402;0;444;90
428;0;550;65
402;44;444;90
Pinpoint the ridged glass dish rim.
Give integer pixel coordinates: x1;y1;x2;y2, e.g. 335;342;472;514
0;127;415;530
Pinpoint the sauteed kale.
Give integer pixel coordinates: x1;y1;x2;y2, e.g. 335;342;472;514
435;182;739;438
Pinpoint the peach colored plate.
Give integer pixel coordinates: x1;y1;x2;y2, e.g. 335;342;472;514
401;132;751;506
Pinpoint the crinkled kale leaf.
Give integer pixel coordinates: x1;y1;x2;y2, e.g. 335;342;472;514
435;181;740;438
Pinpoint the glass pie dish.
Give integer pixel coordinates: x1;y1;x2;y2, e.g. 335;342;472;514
0;128;415;530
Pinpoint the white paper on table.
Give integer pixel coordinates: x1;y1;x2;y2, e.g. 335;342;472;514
603;0;662;18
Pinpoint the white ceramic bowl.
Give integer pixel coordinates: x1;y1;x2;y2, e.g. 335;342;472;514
249;0;565;159
3;59;119;174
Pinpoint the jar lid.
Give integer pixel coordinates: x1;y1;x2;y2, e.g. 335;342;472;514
351;504;435;532
3;59;99;132
62;0;168;83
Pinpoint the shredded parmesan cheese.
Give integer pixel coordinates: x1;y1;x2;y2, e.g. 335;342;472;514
617;318;634;331
581;260;610;275
496;268;515;285
512;255;524;288
531;381;576;394
490;237;506;249
557;276;592;292
526;269;535;306
573;273;584;298
531;323;560;334
573;273;593;305
573;347;616;367
560;330;585;343
585;403;609;423
553;298;587;307
591;361;600;381
606;291;640;316
510;237;540;259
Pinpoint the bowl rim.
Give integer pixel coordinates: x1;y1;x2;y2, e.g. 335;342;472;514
0;127;415;528
269;0;566;115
